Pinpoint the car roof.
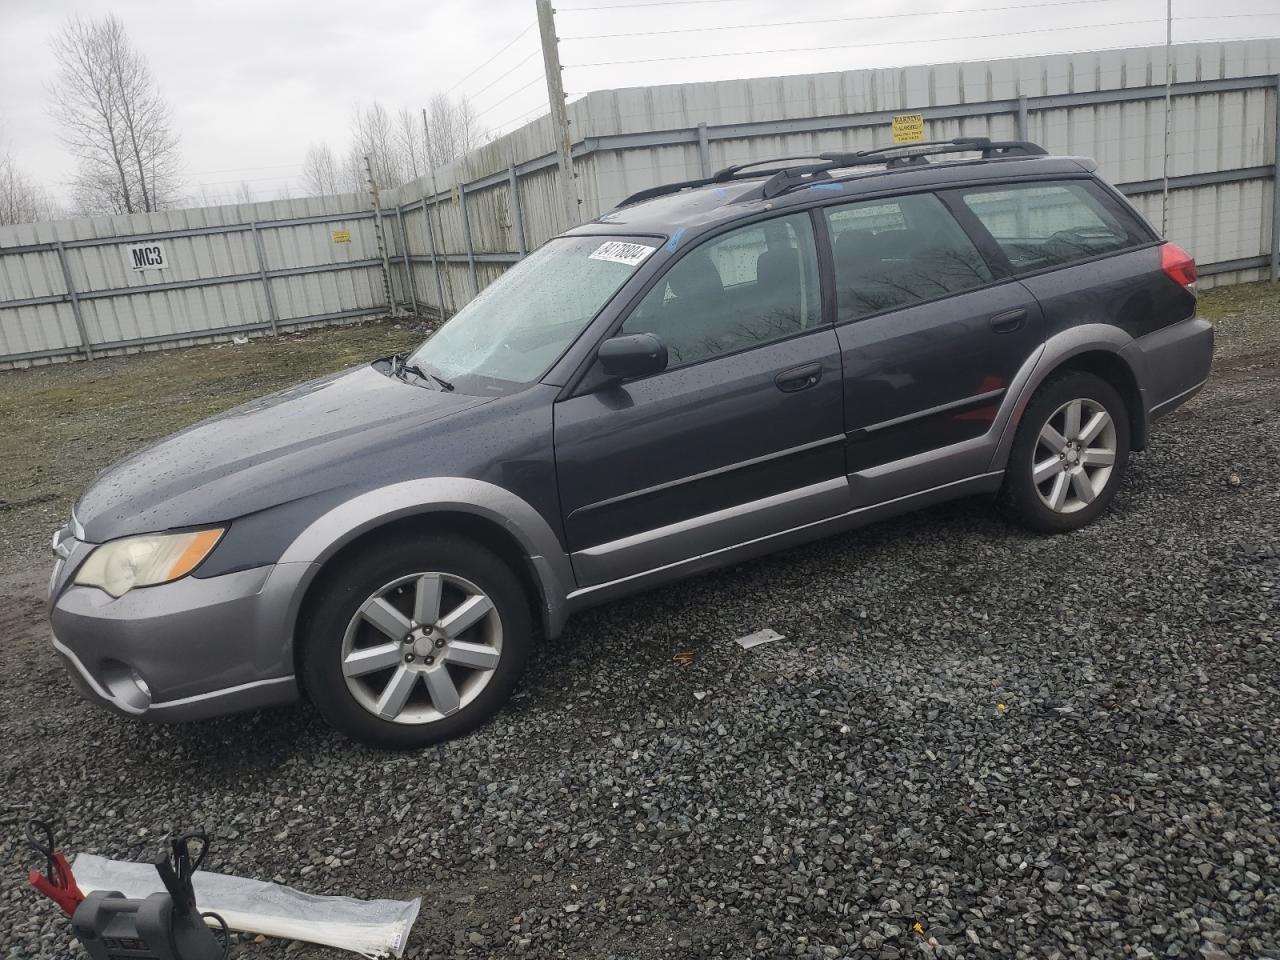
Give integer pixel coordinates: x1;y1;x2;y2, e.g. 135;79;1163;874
568;152;1098;241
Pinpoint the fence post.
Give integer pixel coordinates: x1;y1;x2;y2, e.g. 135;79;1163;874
1272;74;1280;281
364;154;396;314
459;184;479;297
421;195;448;317
508;165;527;256
395;206;419;314
1016;95;1029;140
249;222;280;336
697;121;711;177
54;240;92;360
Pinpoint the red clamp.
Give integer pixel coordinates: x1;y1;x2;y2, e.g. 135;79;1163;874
26;819;85;916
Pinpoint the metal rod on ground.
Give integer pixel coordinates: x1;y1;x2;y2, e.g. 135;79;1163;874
421;109;451;317
54;240;92;360
537;0;581;228
508;165;527;256
697;122;711;178
1161;0;1173;236
395;207;419;315
458;184;479;298
364;154;396;315
1272;74;1280;282
249;222;280;336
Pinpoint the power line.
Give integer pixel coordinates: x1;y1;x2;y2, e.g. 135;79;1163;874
567;18;1167;68
472;77;546;121
561;0;1123;40
465;49;541;102
445;21;537;95
487;101;552;135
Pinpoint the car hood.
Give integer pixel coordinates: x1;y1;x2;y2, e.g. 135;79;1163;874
75;363;488;542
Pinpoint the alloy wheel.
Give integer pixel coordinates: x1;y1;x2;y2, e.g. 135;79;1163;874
1032;397;1118;514
340;572;503;724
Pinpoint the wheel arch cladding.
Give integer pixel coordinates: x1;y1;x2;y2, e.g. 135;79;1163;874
291;510;550;691
1054;350;1146;451
278;479;576;689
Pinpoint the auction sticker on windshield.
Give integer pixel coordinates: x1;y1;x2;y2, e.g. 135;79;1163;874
588;240;655;266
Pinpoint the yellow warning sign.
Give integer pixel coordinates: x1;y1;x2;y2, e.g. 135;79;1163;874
891;113;925;144
331;229;352;243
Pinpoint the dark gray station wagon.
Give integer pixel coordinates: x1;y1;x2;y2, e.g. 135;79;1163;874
49;138;1212;748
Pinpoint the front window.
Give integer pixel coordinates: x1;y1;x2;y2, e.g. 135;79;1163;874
407;236;654;393
620;212;821;367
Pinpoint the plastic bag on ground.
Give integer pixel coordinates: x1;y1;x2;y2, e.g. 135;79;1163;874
73;853;419;959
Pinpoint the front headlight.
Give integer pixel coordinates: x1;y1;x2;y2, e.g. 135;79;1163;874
74;528;225;597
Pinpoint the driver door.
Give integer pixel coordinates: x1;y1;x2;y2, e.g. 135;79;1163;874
553;212;848;588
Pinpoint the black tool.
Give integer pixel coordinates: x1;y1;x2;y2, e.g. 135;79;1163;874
68;832;231;960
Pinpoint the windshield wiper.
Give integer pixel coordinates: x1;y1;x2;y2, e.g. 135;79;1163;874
392;352;454;391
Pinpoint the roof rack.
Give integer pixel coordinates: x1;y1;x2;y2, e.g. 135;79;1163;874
759;138;1048;199
615;137;1047;208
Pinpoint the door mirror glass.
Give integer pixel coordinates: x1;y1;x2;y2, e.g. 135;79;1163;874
598;333;669;380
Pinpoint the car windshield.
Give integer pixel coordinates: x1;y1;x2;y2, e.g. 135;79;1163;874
405;236;656;393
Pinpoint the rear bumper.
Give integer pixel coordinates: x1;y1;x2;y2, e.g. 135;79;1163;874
48;561;313;722
1127;314;1214;423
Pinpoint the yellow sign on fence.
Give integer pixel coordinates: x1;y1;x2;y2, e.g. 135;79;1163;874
331;229;351;244
891;113;925;144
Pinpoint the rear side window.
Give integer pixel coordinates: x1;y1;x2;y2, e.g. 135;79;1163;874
956;180;1148;273
825;192;994;323
621;212;821;367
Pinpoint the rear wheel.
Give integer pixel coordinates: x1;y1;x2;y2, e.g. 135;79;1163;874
301;534;531;748
1003;371;1131;533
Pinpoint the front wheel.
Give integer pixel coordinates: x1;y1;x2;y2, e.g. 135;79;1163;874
1003;371;1131;533
300;534;532;749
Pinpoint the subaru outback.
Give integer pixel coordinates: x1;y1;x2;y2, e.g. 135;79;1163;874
48;138;1213;748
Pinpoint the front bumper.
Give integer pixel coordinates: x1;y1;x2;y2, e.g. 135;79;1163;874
48;554;314;722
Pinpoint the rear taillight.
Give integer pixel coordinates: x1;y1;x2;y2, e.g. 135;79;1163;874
1161;242;1197;287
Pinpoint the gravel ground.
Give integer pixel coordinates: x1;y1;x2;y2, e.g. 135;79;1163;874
1;287;1278;960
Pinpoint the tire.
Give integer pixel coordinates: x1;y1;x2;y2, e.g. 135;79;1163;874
300;533;532;749
1002;370;1131;534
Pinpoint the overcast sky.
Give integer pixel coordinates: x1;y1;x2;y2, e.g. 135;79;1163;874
2;0;1277;206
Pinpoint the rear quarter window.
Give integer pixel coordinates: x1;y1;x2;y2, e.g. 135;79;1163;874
954;180;1150;274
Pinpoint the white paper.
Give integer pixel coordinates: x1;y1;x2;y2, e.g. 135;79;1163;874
588;240;655;266
736;628;784;650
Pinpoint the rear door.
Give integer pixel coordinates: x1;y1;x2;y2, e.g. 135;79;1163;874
554;211;848;588
822;191;1044;504
945;178;1172;340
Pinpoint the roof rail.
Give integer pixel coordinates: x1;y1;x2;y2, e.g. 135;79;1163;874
615;137;1048;208
615;155;831;208
760;138;1048;199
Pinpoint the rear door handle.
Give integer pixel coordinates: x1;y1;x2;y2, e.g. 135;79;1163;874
989;308;1028;334
775;362;823;393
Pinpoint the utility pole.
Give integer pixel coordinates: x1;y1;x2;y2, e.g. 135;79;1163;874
1160;0;1173;236
536;0;581;227
365;154;395;315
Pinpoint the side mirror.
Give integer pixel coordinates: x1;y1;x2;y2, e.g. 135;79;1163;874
597;333;668;380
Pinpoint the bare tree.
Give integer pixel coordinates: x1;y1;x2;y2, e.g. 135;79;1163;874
232;181;255;205
301;143;343;196
51;13;180;215
0;149;61;225
425;93;484;170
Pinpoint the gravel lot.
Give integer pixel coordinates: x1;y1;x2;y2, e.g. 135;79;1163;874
1;286;1278;960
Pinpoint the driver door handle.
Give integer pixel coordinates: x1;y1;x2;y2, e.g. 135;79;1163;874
775;362;823;393
989;308;1028;334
